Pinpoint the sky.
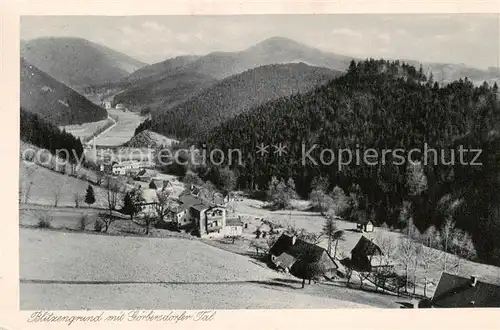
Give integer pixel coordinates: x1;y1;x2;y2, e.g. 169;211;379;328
20;15;499;69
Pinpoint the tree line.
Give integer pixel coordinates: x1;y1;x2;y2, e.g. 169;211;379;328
20;107;84;164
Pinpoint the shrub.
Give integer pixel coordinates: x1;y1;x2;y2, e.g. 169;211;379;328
78;214;88;231
94;219;103;232
36;212;52;228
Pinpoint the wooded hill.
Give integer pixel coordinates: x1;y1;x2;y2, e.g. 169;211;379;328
201;59;500;266
20;107;84;164
135;63;340;139
20;58;108;126
110;37;353;113
112;67;216;112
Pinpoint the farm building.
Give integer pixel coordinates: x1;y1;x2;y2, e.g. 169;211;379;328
350;236;392;272
269;233;338;279
356;219;374;232
423;272;500;308
223;217;244;237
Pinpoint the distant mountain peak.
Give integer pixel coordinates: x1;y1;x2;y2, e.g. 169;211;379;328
247;36;306;51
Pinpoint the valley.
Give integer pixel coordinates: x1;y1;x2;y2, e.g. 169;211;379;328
17;26;500;311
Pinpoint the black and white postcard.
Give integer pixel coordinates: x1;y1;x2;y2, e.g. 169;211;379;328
2;1;500;330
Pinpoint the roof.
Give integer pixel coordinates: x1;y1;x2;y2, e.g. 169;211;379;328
190;204;209;212
357;218;372;225
226;218;244;226
269;233;335;265
274;252;297;269
351;236;382;256
179;194;204;207
431;272;500;308
150;179;164;187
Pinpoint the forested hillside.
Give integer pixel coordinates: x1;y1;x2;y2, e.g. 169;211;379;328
112;68;216;112
136;63;340;139
20;108;84;164
125;55;201;82
20;58;108;125
202;59;500;266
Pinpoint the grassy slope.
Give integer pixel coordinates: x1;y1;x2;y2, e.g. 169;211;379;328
20;228;393;309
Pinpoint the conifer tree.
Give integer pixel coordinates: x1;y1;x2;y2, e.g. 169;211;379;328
84;185;96;206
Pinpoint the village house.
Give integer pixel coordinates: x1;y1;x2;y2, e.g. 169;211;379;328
420;272;500;308
269;233;338;279
350;236;392;272
166;194;227;237
356;219;374;232
134;168;154;182
101;101;112;109
112;160;142;176
149;178;172;190
223;217;244;237
137;202;158;217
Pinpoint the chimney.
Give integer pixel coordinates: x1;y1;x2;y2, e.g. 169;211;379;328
470;275;478;287
292;236;297;245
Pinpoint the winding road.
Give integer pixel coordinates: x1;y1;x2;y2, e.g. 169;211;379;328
86;114;117;147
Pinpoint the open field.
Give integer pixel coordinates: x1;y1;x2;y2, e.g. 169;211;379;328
20;162;112;209
20;228;404;309
59;116;115;142
91;109;145;146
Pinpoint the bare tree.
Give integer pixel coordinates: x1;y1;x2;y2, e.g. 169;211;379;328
309;188;334;215
98;212;115;233
322;212;344;259
286;223;323;245
21;166;37;203
358;271;366;289
397;237;416;294
104;177;121;214
95;170;104;186
452;229;476;274
339;252;354;286
153;189;171;223
441;216;455;272
250;240;268;258
52;181;66;207
73;192;82;208
142;214;156;235
374;234;396;292
294;244;327;288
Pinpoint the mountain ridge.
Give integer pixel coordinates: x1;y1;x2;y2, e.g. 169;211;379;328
21;37;146;91
20;57;108;126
